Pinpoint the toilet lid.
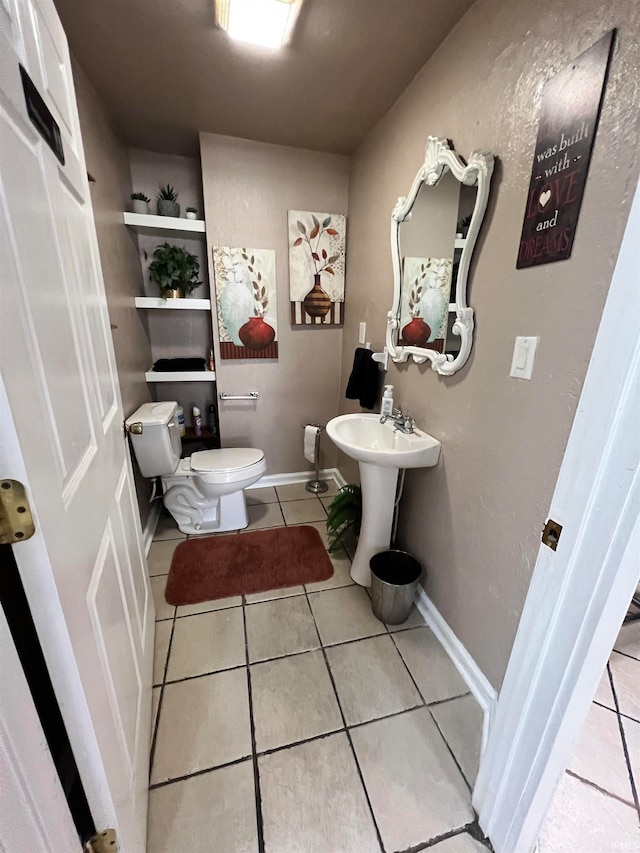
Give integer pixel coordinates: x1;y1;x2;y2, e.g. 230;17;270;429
190;448;264;474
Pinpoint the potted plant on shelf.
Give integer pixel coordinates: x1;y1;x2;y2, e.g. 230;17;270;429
130;192;150;214
325;484;362;553
185;206;198;220
148;242;202;298
156;184;180;217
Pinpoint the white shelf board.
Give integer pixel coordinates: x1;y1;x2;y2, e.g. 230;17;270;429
145;370;217;383
455;238;466;249
135;297;211;310
123;211;206;239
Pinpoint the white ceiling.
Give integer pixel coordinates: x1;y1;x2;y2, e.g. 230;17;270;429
54;0;475;156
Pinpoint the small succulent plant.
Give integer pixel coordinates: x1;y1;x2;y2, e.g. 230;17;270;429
131;191;150;202
157;184;178;202
186;206;197;213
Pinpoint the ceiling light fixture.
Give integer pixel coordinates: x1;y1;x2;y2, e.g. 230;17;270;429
216;0;304;49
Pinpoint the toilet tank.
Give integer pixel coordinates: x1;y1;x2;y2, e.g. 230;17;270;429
125;402;182;477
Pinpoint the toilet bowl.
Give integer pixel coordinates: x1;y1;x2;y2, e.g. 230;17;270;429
126;402;266;535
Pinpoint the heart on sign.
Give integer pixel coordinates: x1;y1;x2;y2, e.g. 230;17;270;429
539;189;551;208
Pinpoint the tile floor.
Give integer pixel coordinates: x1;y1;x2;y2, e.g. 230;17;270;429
538;618;640;851
146;483;488;853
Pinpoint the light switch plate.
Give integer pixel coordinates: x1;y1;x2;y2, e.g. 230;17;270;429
359;322;366;344
510;336;539;380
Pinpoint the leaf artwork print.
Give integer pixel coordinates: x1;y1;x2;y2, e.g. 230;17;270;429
288;210;346;326
212;246;278;360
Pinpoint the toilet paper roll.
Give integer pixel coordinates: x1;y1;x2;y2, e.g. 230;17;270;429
304;425;320;464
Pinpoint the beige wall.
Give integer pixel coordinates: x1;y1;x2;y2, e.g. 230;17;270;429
73;59;154;526
128;149;214;423
340;2;640;689
200;134;349;474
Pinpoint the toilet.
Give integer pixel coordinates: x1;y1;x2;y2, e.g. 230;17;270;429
125;401;266;535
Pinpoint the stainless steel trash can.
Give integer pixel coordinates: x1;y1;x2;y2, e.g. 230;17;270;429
370;550;422;625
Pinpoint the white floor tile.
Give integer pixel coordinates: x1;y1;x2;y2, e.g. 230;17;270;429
308;586;386;646
244;585;305;603
152;686;161;733
609;651;640;721
538;771;639;852
147;760;258;853
594;663;614;710
150;574;175;622
153;621;172;685
276;482;320;502
259;732;381;853
151;669;251;784
620;716;639;788
244;503;285;530
351;707;473;851
251;650;343;752
175;595;242;617
245;486;278;505
305;547;354;592
245;596;320;662
393;626;468;703
430;833;489;852
326;634;422;725
153;513;186;542
281;499;327;525
430;695;484;787
166;609;246;681
568;702;636;806
147;539;182;577
614;621;640;660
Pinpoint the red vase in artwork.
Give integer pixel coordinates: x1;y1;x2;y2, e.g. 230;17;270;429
401;317;431;347
238;316;276;351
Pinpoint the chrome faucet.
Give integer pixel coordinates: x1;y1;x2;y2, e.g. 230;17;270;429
380;407;416;434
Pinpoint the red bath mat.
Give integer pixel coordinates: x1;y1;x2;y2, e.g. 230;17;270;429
164;525;334;605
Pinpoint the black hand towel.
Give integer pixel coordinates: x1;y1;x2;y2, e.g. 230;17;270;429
345;348;381;410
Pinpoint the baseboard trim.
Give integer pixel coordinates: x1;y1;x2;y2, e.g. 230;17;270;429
414;585;497;752
250;468;346;489
142;501;161;556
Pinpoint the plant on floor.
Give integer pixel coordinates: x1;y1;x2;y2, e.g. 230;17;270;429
148;242;202;297
325;484;362;553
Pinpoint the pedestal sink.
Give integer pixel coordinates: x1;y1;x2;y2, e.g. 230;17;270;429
326;414;441;587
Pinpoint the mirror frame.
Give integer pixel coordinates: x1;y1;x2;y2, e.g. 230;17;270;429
386;136;494;374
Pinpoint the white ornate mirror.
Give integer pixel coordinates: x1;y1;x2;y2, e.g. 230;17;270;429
386;136;494;374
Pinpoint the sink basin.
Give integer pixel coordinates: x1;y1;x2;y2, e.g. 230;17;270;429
326;413;442;587
326;414;441;468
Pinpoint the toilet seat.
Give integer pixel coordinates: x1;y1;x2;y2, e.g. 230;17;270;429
190;448;264;473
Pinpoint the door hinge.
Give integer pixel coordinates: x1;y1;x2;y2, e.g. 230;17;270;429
0;479;35;545
84;828;118;853
542;518;563;551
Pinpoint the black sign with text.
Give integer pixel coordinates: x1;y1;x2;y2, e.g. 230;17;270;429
517;31;614;269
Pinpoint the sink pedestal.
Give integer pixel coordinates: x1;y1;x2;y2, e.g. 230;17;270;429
350;462;400;587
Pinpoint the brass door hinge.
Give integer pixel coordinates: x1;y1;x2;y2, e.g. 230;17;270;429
0;480;35;545
84;828;118;853
542;518;563;551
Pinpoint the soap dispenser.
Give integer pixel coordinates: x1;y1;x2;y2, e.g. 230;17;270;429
381;385;394;417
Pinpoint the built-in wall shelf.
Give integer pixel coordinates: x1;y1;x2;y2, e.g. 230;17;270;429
135;297;211;311
123;211;206;240
145;370;216;383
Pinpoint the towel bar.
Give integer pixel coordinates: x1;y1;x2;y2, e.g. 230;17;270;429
218;391;259;401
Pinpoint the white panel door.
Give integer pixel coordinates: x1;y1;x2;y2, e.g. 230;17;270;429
0;0;153;849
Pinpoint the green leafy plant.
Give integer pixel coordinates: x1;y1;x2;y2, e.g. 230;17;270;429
157;184;178;202
186;206;197;213
148;243;202;296
325;484;362;553
131;191;150;202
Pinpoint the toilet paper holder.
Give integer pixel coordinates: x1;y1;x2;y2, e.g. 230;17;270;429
304;423;328;495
